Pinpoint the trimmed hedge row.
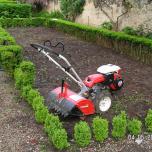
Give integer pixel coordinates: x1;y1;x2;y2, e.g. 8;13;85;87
47;19;152;65
15;61;69;150
0;45;22;73
0;27;20;74
0;17;47;27
0;0;17;3
0;18;152;64
0;3;31;18
0;27;69;150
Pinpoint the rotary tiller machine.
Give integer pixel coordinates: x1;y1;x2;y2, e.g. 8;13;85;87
31;42;124;117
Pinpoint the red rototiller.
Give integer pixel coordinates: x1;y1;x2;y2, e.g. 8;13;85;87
31;41;124;117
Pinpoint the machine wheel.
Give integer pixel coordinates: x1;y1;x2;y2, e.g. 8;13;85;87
95;90;112;113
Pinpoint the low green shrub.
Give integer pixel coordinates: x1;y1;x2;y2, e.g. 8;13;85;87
0;17;47;28
21;85;32;99
122;26;137;35
0;0;16;4
44;113;54;133
0;3;31;18
145;32;152;39
0;51;13;73
112;111;127;139
35;105;49;124
127;118;142;136
32;95;44;111
92;116;109;142
0;35;16;45
145;109;152;132
0;31;10;36
32;11;49;17
33;11;64;19
0;27;6;32
27;88;40;105
0;45;22;74
52;128;69;150
46;115;63;138
19;60;35;73
0;45;22;64
74;121;91;147
49;11;65;19
101;21;113;30
14;61;35;89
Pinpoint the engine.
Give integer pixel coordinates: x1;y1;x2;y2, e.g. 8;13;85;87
84;64;124;91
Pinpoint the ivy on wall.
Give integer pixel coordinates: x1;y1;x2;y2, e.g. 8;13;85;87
60;0;85;21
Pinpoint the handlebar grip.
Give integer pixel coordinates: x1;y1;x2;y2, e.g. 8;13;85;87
31;43;59;56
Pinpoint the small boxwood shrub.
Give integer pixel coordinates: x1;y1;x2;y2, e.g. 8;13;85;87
0;35;16;45
0;51;13;73
0;31;10;36
101;21;113;30
49;11;65;19
145;109;152;132
0;3;32;18
74;121;91;147
0;27;6;32
21;85;32;99
92;116;109;142
35;105;49;124
127;118;142;136
14;61;35;89
44;113;54;133
112;111;127;139
0;45;22;72
0;45;22;60
46;115;63;138
122;26;137;35
27;88;40;105
32;95;44;111
52;128;69;150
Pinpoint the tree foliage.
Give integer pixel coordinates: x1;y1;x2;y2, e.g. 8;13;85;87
93;0;132;31
60;0;85;21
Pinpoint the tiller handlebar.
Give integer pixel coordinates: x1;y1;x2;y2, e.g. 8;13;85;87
31;43;88;93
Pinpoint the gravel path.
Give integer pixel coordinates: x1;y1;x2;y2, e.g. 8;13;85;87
0;71;51;152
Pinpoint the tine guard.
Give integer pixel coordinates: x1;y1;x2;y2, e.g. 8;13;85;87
47;87;95;117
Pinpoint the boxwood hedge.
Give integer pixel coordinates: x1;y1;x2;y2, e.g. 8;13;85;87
47;19;152;65
0;3;31;18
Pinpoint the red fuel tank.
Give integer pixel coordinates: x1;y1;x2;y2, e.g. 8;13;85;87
84;74;105;88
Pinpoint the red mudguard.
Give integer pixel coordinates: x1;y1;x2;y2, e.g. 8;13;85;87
52;87;95;115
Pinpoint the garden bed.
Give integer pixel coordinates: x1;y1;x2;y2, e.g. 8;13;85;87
8;27;152;132
8;27;152;137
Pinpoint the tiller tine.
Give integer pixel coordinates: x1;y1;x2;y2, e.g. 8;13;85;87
47;92;75;117
47;81;95;117
47;82;75;117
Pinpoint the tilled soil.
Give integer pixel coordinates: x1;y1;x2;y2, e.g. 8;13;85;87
6;27;152;152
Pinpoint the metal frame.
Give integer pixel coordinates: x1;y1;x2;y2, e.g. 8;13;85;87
31;43;88;92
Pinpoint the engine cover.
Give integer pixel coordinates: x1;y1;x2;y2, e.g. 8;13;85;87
84;74;105;88
97;64;121;74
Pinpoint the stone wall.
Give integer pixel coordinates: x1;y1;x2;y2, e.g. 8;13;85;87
47;0;152;31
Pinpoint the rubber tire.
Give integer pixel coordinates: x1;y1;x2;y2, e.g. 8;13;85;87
94;90;112;114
